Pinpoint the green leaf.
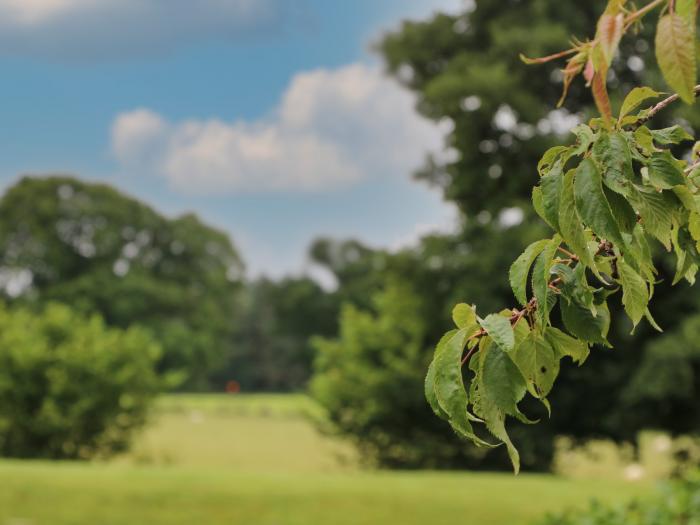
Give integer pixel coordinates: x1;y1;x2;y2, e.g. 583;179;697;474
532;186;551;228
425;330;458;421
480;314;515;353
509;239;550;306
673;184;698;213
618;259;649;329
434;327;489;444
559;170;595;269
452;303;476;329
538;146;570;175
592;132;635;196
477;382;521;474
656;13;697;104
532;237;561;326
574;158;625;247
647;151;687;189
629;188;678;249
676;0;698;35
604;187;637;234
619;87;661;120
561;298;611;345
511;331;560;399
541;162;564;232
480;343;527;419
633;127;657;156
690;212;700;245
650;125;694;145
544;327;590;365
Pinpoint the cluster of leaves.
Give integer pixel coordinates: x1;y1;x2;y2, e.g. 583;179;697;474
523;0;697;122
426;0;700;473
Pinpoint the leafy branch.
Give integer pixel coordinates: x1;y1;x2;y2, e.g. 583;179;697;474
425;0;700;473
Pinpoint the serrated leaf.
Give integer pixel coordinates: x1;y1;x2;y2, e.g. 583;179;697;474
544;327;590;366
597;12;624;66
647;151;687;189
618;258;649;328
538;146;570;176
656;13;697;104
650;125;694;145
532;186;551;228
434;327;492;445
511;331;560;399
478;386;521;474
633;127;657;156
480;342;528;419
629;188;678;249
673;184;698;213
689;212;700;245
604;187;637;234
480;313;515;353
592;132;635;196
452;303;476;329
559;170;596;270
509;239;550;306
532;237;561;326
425;330;458;421
561;297;611;345
541;162;564;232
619;87;661;120
574;158;625;247
570;125;596;156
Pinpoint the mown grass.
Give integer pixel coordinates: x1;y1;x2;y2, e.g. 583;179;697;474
0;395;652;525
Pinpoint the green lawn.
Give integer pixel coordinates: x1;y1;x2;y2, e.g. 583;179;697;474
0;395;651;525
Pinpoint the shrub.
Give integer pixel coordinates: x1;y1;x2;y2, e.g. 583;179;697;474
0;303;161;459
537;476;700;525
310;284;494;469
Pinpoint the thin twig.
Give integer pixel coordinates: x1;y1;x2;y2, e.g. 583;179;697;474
634;85;700;128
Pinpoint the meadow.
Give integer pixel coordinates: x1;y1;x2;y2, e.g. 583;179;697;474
0;395;652;525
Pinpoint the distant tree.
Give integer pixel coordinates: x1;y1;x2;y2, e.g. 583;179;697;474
0;176;244;388
213;276;338;391
0;303;161;459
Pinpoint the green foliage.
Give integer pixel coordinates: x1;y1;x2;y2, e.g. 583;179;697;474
311;284;495;468
0;303;161;459
0;176;243;388
212;277;338;392
537;476;700;525
424;0;700;471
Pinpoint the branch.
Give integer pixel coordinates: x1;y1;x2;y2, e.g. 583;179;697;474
460;239;617;366
635;85;700;128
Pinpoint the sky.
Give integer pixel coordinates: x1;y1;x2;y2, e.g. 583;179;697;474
0;0;469;280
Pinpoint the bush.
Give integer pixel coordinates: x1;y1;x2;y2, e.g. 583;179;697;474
310;284;494;469
0;303;161;459
538;476;700;525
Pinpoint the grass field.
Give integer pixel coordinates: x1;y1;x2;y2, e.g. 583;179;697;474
0;395;652;525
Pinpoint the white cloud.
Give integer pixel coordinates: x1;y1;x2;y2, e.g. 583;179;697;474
111;63;451;194
0;0;288;59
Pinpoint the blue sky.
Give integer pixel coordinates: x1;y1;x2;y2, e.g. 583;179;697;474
0;0;466;279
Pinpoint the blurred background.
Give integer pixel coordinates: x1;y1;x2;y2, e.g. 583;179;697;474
0;0;699;524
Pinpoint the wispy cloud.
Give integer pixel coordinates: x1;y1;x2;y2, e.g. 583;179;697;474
112;63;453;194
0;0;292;60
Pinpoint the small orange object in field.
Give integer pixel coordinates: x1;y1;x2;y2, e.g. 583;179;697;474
225;380;241;394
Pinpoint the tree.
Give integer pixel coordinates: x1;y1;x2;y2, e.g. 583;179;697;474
312;284;495;468
0;176;244;388
0;303;161;459
423;0;700;472
212;276;339;391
